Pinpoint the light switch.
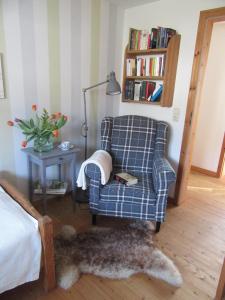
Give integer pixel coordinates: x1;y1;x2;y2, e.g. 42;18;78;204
173;107;180;122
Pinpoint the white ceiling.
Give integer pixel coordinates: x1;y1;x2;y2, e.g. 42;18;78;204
108;0;158;9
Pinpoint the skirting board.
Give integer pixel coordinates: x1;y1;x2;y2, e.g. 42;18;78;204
191;165;218;177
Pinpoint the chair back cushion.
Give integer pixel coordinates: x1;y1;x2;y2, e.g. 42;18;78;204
101;115;159;174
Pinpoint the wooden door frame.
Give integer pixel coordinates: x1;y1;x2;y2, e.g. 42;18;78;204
217;133;225;178
174;7;225;205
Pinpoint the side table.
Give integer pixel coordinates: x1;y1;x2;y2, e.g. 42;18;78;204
23;146;80;212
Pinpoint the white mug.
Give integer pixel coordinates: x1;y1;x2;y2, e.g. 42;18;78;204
61;141;71;150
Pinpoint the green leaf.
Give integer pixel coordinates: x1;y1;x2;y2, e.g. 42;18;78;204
30;119;35;128
20;126;35;134
56;116;66;129
18;120;31;129
27;135;36;142
18;123;28;131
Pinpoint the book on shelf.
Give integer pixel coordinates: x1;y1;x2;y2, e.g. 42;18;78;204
145;57;151;76
136;58;141;76
140;81;147;101
126;58;136;76
125;79;135;100
134;81;141;101
114;172;138;186
128;27;176;50
151;28;158;49
124;80;161;102
151;83;163;102
147;81;156;100
140;30;149;50
34;180;68;195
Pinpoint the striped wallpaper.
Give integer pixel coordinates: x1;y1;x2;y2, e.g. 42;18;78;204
0;0;122;192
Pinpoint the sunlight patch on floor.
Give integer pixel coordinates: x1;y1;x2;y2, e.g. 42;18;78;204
187;186;225;191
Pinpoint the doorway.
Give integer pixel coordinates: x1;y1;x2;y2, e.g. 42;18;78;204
174;7;225;205
191;21;225;179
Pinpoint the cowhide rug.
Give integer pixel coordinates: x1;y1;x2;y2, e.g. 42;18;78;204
54;222;183;290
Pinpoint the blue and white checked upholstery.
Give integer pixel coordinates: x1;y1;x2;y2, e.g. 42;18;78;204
86;115;176;223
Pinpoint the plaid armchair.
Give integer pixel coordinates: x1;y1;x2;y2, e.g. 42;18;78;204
85;115;176;231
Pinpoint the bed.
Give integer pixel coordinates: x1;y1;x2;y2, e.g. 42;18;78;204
216;257;225;300
0;179;55;294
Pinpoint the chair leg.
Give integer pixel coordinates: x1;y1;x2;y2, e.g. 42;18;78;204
155;221;161;233
92;214;97;225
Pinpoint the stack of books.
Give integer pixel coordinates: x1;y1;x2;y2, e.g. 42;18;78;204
34;180;68;195
126;54;165;77
129;27;176;50
125;80;163;102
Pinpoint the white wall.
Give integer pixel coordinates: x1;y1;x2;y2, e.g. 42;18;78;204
192;22;225;172
119;0;225;170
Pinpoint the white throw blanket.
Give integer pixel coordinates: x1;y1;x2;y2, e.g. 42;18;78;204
0;186;41;294
77;150;112;190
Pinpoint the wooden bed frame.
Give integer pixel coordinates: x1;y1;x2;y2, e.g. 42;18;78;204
216;258;225;300
0;179;56;292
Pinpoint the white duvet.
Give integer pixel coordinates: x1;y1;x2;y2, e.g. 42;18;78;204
0;186;41;294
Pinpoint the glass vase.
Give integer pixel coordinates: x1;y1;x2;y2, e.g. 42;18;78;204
33;136;54;153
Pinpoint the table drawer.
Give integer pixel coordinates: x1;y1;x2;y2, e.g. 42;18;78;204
45;154;74;166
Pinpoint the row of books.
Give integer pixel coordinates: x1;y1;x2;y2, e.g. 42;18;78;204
126;54;165;77
124;80;163;102
129;27;176;50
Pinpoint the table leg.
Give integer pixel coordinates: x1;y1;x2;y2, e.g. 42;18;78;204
58;164;62;182
40;163;47;214
71;157;77;208
28;158;33;202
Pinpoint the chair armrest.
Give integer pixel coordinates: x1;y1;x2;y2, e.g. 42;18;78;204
84;149;112;206
85;164;102;204
85;163;101;182
153;157;176;222
153;157;176;192
77;150;112;190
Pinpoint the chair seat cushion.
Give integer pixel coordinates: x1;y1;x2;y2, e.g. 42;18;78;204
100;173;156;206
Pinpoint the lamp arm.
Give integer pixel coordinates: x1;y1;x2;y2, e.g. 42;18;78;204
82;79;108;93
82;79;109;160
81;90;88;160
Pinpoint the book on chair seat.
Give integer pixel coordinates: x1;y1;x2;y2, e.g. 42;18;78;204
114;172;138;186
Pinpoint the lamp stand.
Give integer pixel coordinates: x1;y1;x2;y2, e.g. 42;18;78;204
77;72;120;205
81;80;108;160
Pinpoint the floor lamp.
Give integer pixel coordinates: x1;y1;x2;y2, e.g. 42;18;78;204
81;71;121;160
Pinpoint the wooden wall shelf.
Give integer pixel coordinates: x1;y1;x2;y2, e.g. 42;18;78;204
127;76;164;80
127;48;168;55
122;34;181;107
122;99;161;105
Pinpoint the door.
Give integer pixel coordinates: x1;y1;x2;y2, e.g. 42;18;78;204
174;7;225;205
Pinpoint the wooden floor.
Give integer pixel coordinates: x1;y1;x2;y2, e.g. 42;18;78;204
1;171;225;300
